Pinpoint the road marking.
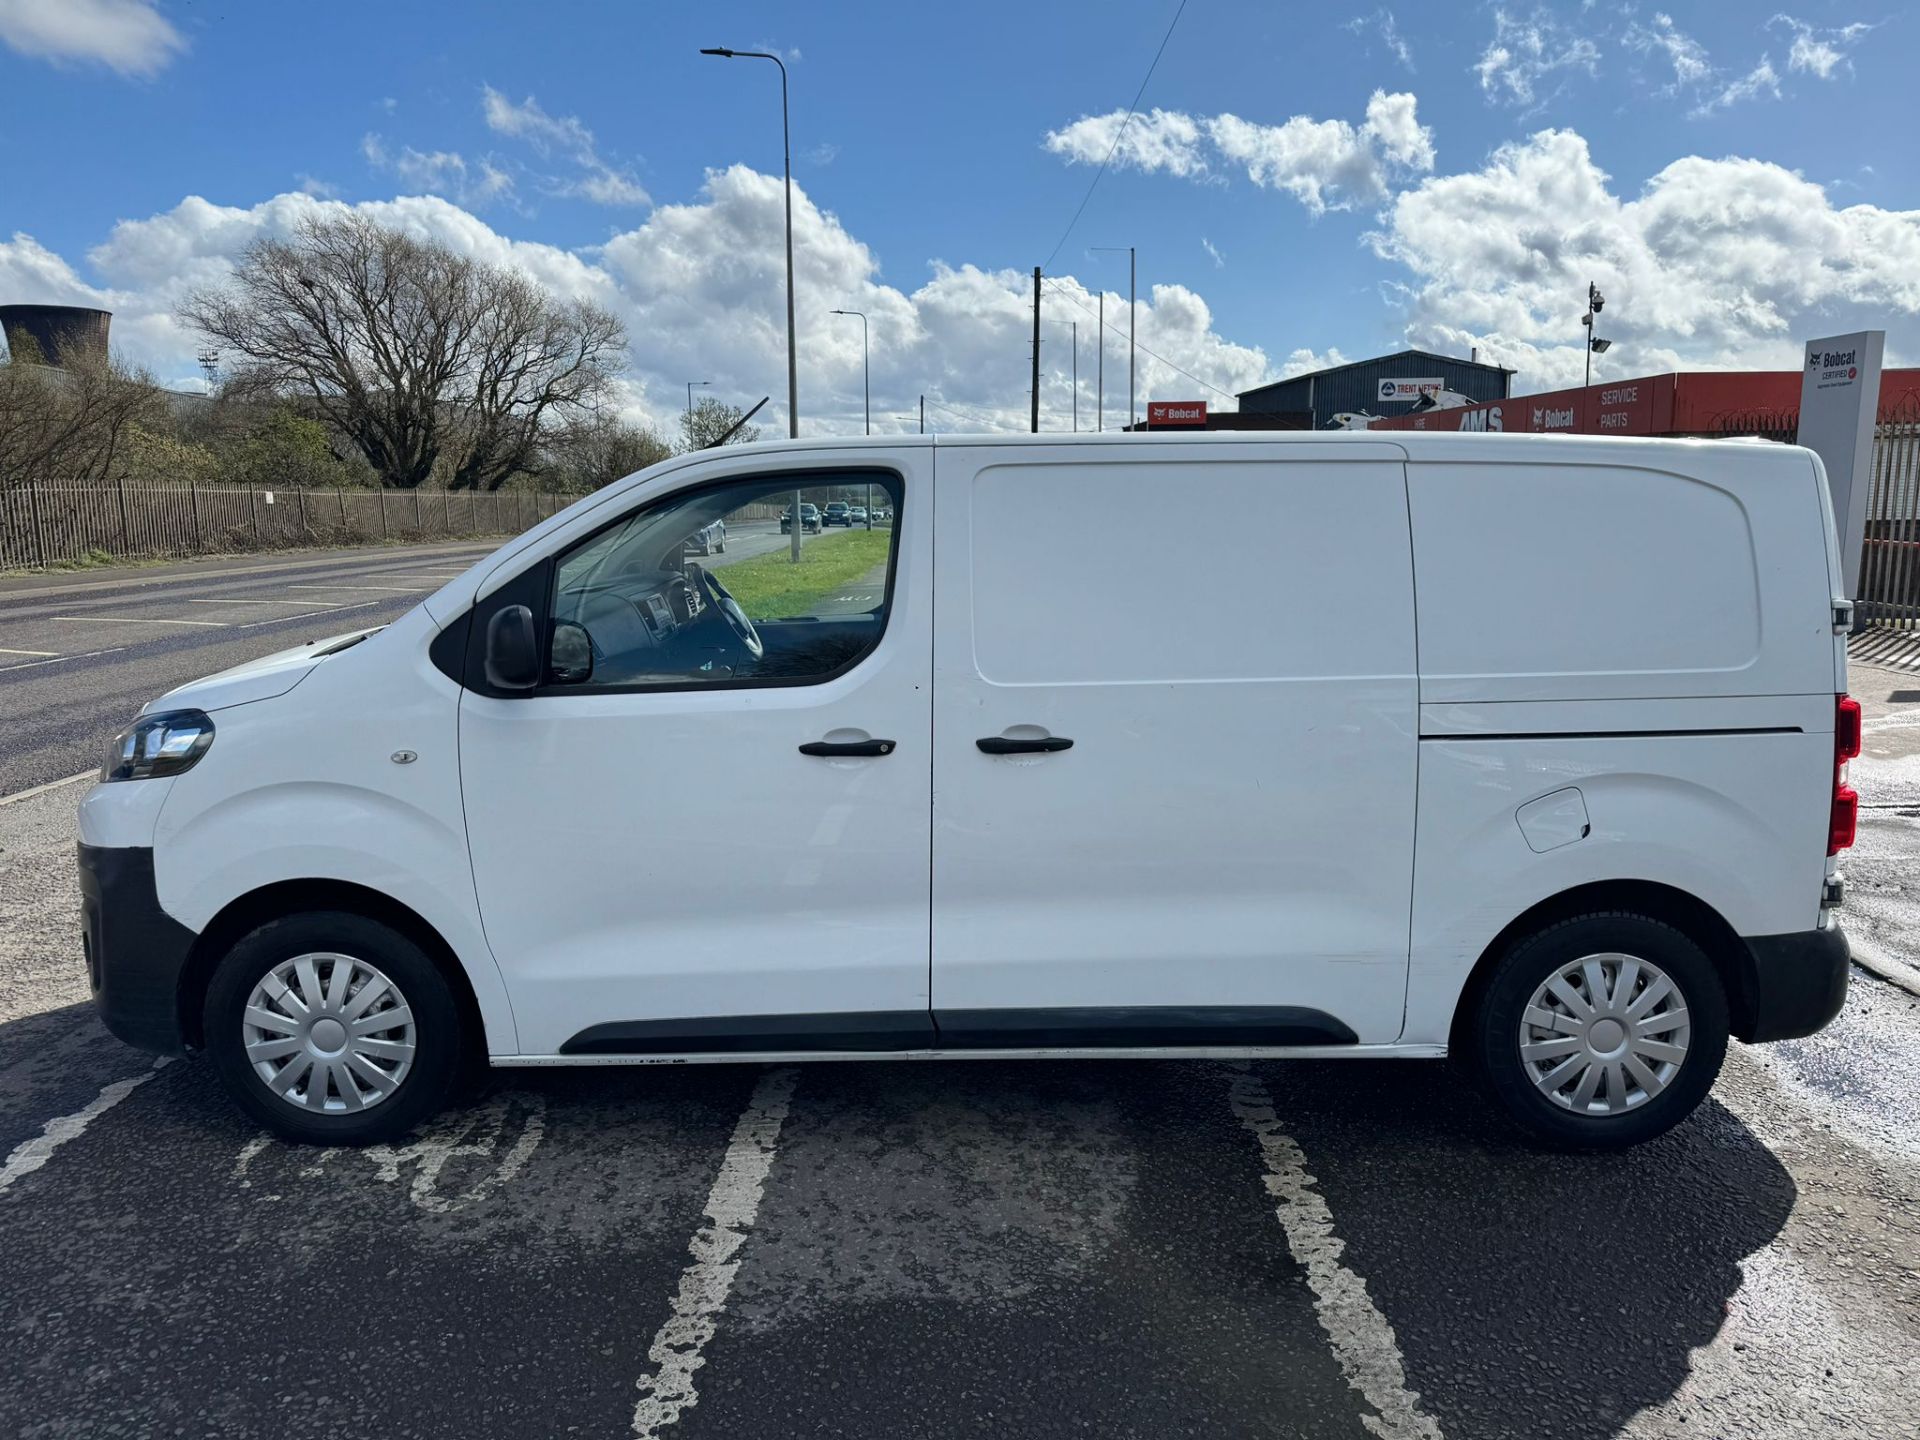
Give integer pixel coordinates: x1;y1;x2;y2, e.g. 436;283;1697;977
0;646;126;675
1227;1066;1443;1440
0;1059;171;1196
0;768;98;805
237;599;384;629
0;647;59;656
285;584;424;593
632;1067;798;1437
185;598;340;607
51;615;229;628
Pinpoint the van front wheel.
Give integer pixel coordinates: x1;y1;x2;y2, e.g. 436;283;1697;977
1472;912;1729;1150
203;912;462;1145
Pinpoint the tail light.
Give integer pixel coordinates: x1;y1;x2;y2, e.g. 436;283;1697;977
1829;694;1860;855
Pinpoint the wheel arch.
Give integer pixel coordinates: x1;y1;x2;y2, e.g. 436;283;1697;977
1446;878;1761;1054
178;879;490;1063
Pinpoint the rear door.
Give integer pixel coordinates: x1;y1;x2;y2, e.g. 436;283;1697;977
930;440;1417;1046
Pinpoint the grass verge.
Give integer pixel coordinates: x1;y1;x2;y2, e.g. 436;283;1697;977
710;528;891;619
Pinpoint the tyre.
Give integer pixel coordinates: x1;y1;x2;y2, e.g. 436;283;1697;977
203;911;464;1145
1471;911;1729;1150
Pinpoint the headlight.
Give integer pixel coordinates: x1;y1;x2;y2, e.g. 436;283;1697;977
102;709;215;783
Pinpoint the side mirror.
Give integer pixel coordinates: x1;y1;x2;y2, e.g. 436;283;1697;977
484;604;540;690
548;620;594;685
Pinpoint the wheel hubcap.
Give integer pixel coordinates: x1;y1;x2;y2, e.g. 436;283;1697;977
242;952;416;1114
1518;952;1691;1115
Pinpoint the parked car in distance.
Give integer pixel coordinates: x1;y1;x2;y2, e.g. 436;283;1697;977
80;432;1855;1152
780;503;821;533
823;502;853;526
850;507;869;524
684;519;726;555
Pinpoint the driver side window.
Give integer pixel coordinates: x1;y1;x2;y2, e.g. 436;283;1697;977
547;471;901;691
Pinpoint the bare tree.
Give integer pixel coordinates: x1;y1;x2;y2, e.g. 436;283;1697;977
678;395;760;452
179;213;626;491
0;344;167;488
543;411;673;492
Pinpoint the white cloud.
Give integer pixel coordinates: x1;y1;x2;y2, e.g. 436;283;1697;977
1045;92;1434;216
1343;9;1414;72
1689;56;1781;117
1278;347;1350;379
1623;12;1709;88
804;142;840;167
4;168;1272;429
1772;15;1871;79
362;134;516;208
0;0;182;76
1370;128;1920;389
1043;108;1209;179
481;87;649;206
1202;237;1225;269
1474;7;1601;107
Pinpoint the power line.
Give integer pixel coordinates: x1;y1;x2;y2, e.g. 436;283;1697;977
1039;0;1189;273
923;394;1020;431
1042;278;1238;402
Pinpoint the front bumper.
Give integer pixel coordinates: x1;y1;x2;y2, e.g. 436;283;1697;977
77;844;198;1054
1736;920;1850;1043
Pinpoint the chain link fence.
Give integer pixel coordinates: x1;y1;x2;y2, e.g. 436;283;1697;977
0;482;576;570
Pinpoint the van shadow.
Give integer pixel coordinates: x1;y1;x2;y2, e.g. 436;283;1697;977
1258;1055;1797;1440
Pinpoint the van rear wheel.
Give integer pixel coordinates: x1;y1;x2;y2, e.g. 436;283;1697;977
203;912;462;1145
1472;912;1729;1150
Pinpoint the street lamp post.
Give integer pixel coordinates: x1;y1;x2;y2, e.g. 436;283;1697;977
686;379;710;430
1093;246;1135;428
1583;280;1609;389
702;46;801;558
829;309;869;436
1097;292;1104;431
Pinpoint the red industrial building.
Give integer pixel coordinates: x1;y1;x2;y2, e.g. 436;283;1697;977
1369;368;1920;437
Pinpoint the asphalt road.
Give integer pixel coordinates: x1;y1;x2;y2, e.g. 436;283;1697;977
0;540;504;795
0;550;1916;1437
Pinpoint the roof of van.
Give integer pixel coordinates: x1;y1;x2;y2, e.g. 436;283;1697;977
713;429;1817;468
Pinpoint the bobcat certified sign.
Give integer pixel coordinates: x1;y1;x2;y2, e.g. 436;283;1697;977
1146;401;1207;426
1799;329;1884;596
1377;377;1443;404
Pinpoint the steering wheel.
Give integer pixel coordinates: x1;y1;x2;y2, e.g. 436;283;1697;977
693;565;763;661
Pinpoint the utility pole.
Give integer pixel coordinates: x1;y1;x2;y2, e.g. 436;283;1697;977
1092;246;1135;427
1030;266;1042;434
1071;321;1078;432
919;395;925;434
1583;280;1609;389
1097;292;1104;431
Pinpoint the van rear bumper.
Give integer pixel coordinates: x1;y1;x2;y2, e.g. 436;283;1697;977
1736;921;1850;1043
77;844;198;1055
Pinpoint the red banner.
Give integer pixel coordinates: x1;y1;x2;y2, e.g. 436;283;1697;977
1147;401;1207;427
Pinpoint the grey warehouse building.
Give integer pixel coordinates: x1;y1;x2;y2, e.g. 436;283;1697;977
1236;348;1514;429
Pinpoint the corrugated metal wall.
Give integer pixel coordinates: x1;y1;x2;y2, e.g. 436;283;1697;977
1237;351;1511;428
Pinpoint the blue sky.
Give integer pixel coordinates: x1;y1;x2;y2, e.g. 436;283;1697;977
2;1;1914;433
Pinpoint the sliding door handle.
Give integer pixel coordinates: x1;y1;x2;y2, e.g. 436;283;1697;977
800;738;896;757
976;735;1073;755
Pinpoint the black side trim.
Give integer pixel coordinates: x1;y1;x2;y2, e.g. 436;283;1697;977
561;1010;937;1055
932;1006;1358;1049
1736;923;1850;1043
78;843;198;1055
1426;727;1800;742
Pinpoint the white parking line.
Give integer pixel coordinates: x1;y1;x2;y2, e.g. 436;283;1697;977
631;1067;798;1437
51;615;228;628
237;599;384;629
185;598;340;607
0;647;59;656
285;584;424;594
0;646;127;676
0;769;98;805
0;1059;171;1196
1227;1066;1444;1440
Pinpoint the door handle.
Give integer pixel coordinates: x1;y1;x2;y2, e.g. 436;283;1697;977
799;738;896;757
976;736;1073;755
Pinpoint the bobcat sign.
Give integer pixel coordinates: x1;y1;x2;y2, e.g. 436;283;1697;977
1798;330;1884;597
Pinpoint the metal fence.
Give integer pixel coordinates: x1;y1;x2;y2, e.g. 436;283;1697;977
1861;400;1920;627
0;482;574;570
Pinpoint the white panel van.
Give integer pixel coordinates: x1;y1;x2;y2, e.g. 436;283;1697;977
78;433;1858;1149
